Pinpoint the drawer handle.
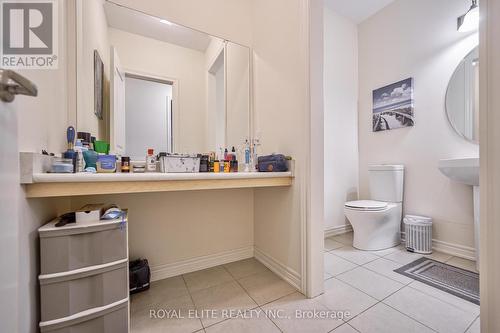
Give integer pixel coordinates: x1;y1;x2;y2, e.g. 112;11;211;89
39;258;128;282
39;298;128;329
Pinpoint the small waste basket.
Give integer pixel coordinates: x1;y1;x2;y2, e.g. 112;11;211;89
404;215;433;254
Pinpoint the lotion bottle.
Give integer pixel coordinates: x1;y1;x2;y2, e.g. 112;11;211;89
146;148;156;172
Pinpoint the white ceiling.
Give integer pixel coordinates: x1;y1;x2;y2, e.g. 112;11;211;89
104;1;215;52
324;0;397;23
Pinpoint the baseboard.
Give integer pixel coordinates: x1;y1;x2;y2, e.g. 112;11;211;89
401;232;475;261
254;247;301;290
324;224;353;238
150;246;254;282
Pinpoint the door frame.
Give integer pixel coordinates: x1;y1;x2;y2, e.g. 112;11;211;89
479;0;500;330
123;69;179;153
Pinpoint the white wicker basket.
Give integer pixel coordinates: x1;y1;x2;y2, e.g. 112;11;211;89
404;215;433;254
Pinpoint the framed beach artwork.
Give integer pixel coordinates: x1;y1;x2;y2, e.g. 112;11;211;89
372;77;414;132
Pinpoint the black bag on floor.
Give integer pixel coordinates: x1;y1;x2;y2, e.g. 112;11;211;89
129;258;151;294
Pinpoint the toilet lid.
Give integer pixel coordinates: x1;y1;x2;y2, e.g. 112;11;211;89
345;200;388;211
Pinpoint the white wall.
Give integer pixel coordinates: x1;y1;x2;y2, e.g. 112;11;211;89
109;28;207;153
323;7;359;232
206;38;226;151
358;0;479;249
226;43;250;149
78;0;109;140
125;77;172;158
252;0;309;285
79;1;256;282
71;190;254;278
4;1;73;332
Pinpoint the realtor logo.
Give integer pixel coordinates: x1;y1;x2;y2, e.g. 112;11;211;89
1;0;58;69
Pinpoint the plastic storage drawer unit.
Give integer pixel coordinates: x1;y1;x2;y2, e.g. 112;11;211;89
39;260;128;322
39;219;127;275
39;214;129;333
39;299;128;333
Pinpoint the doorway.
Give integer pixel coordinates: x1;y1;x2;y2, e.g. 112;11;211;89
124;74;174;158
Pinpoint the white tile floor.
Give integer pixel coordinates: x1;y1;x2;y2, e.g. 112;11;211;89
130;233;480;333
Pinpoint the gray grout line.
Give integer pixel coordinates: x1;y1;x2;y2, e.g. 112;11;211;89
324;253;440;333
325;237;479;332
200;264;291;332
339;277;438;333
462;314;480;333
345;322;361;332
180;274;205;332
327;250;380;267
405;281;480;312
324;245;475;332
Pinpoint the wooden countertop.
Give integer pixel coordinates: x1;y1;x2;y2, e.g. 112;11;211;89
24;172;293;198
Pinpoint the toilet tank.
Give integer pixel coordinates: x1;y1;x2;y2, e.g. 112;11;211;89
368;165;404;203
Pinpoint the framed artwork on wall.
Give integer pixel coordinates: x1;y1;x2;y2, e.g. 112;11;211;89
94;50;104;120
372;77;414;132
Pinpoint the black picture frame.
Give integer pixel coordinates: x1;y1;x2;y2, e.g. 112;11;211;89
94;50;104;120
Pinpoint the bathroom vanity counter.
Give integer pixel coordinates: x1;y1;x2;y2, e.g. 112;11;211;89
23;172;294;198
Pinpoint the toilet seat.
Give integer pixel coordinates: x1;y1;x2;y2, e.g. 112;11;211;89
345;200;388;211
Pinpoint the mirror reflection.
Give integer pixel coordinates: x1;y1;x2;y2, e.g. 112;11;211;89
77;0;250;159
445;46;479;143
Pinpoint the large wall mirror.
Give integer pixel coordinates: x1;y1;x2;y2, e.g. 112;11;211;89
76;0;250;158
445;46;479;144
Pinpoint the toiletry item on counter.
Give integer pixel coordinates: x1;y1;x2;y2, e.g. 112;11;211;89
199;155;209;172
209;152;216;172
213;160;220;173
257;154;289;172
158;153;201;173
121;156;130;173
74;139;87;173
96;155;117;173
231;156;238;172
50;158;74;173
83;149;98;170
132;161;146;173
244;139;251;172
224;148;228;160
63;126;76;172
77;131;91;147
252;138;262;172
224;160;230;173
146;148;157;172
94;140;110;154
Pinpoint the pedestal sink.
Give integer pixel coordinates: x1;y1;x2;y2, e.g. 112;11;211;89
438;157;479;269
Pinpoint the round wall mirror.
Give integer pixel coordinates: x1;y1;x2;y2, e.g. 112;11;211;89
445;46;479;143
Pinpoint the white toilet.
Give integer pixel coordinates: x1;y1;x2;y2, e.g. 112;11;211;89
344;164;404;251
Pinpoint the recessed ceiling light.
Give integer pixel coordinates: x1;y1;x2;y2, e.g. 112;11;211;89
457;0;479;32
159;19;173;26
